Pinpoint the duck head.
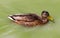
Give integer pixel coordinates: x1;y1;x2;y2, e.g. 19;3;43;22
41;11;55;23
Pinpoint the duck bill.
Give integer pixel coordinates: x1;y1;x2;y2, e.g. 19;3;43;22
47;16;55;23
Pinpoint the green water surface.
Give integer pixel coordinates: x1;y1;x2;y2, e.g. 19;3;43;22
0;0;60;38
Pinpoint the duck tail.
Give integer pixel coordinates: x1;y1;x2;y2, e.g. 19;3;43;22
8;15;15;21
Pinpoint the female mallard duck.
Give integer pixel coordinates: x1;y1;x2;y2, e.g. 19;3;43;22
8;11;54;27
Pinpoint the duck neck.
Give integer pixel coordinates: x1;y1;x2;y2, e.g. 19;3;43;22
41;17;49;24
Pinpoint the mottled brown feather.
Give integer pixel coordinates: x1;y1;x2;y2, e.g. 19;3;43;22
9;13;48;27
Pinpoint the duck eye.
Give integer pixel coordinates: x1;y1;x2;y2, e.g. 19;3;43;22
42;13;47;15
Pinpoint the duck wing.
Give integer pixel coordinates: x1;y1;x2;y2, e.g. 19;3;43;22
8;14;42;22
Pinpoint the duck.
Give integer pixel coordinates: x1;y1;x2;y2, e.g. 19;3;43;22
8;11;54;27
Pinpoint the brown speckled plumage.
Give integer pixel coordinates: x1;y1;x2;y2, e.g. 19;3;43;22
8;13;49;27
8;11;52;27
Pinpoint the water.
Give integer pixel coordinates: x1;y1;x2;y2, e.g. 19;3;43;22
0;0;60;38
